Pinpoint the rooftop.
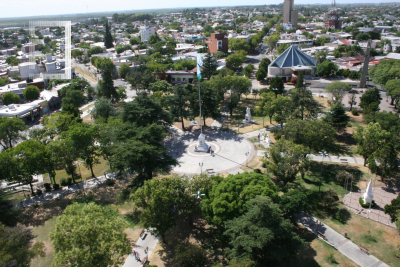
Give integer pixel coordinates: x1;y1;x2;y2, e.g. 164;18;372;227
269;45;317;69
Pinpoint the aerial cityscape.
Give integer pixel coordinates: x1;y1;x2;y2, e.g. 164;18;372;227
1;1;400;266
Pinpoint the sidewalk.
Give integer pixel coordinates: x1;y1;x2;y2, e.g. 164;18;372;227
17;174;110;208
298;212;389;267
123;229;160;267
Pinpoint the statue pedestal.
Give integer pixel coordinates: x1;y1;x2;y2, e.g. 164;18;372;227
195;133;209;152
245;114;251;123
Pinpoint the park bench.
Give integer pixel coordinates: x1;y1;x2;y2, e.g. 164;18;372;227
139;229;145;238
206;169;214;172
318;231;326;239
358;245;369;254
340;159;348;162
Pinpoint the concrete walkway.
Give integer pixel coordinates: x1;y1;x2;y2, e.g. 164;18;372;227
298;212;389;267
123;229;160;267
17;174;111;208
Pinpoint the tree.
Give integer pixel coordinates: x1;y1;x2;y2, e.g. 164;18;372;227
118;63;131;79
324;102;350;133
315;36;330;46
148;80;173;93
265;33;279;53
2;92;20;105
359;87;381;115
97;58;118;101
281;119;336;153
63;123;100;178
314;50;327;64
289;73;322;120
255;68;266;81
90;97;117;122
280;189;310;222
384;194;400;223
132;176;187;242
259;58;271;73
385;79;400;106
11;140;49;194
269;76;285;97
315;60;338;77
23;85;40;101
255;91;275;125
277;43;290;55
5;56;20;66
190;82;220;126
50;203;130;267
348;92;357;111
71;49;83;59
169;84;192;130
201;52;218;79
128;65;155;92
226;51;246;71
61;88;85;108
0;223;45;267
148;34;161;45
325;81;351;104
201;172;277;226
354;122;393;166
224;196;305;265
356;32;370;41
228;38;250;52
263;139;310;186
174;242;208;267
0;117;27;150
272;95;292;128
104;22;114;48
122;92;172;128
109;123;177;181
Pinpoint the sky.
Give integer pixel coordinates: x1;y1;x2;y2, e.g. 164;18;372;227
1;0;400;19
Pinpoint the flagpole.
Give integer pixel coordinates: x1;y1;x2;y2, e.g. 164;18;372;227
198;78;202;134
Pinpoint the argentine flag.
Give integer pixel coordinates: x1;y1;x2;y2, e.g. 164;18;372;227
197;55;203;80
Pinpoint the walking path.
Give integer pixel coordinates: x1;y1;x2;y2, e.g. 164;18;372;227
298;212;389;267
123;229;160;267
17;174;110;208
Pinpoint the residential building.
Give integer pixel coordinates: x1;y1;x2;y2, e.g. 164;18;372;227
208;33;228;54
283;0;298;27
140;21;155;42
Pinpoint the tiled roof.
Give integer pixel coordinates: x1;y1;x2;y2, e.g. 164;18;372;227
269;45;317;69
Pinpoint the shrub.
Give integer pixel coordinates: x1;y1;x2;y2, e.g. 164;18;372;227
359;197;375;208
326;253;337;264
36;189;42;196
351;109;359;116
60;178;67;186
254;169;262;174
105;179;115;186
336;170;352;186
53;184;60;190
67;178;73;185
321;189;339;209
44;183;52;192
335;208;351;224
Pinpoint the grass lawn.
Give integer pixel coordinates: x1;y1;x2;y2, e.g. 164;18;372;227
26;177;142;267
74;66;98;84
43;158;110;185
241;156;264;172
314;96;330;112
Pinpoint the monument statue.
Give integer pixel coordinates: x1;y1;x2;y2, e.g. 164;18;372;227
196;133;209;152
245;107;251;123
363;179;374;204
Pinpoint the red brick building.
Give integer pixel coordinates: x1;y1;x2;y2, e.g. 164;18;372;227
208;33;228;54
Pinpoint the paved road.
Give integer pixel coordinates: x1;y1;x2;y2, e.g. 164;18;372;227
298;212;389;267
123;229;159;267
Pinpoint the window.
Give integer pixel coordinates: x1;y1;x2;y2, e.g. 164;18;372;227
217;40;222;50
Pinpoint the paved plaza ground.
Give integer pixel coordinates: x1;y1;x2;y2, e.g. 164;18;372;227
343;185;400;228
164;129;255;175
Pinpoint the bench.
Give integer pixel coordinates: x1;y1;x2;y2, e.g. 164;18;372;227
358;245;369;254
340;159;348;162
318;231;326;239
206;169;214;172
139;229;145;238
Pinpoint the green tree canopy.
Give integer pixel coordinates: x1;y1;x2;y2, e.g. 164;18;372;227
226;50;246;71
104;22;114;48
324;81;351;104
90;97;117;122
315;60;338;77
2;92;20;105
228;38;250;52
148;80;173;93
224;196;305;265
263;139;310;186
118;63;131;79
50;203;130;266
324;102;350;133
201;172;277;226
23;85;40;101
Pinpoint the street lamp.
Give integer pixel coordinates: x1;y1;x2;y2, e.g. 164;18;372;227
192;191;205;199
74;160;84;179
199;162;203;174
272;88;278;98
245;152;250;167
318;151;329;193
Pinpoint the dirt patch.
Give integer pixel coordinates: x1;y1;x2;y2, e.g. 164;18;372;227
173;117;214;131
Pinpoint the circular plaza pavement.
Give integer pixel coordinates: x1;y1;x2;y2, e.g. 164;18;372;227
164;130;255;175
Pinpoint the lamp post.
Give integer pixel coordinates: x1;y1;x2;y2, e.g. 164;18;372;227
199;162;203;174
245;152;249;167
272;88;278;98
318;151;328;193
192;191;205;199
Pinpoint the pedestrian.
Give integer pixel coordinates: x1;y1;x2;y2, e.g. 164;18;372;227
258;133;260;141
104;172;107;178
345;232;347;238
